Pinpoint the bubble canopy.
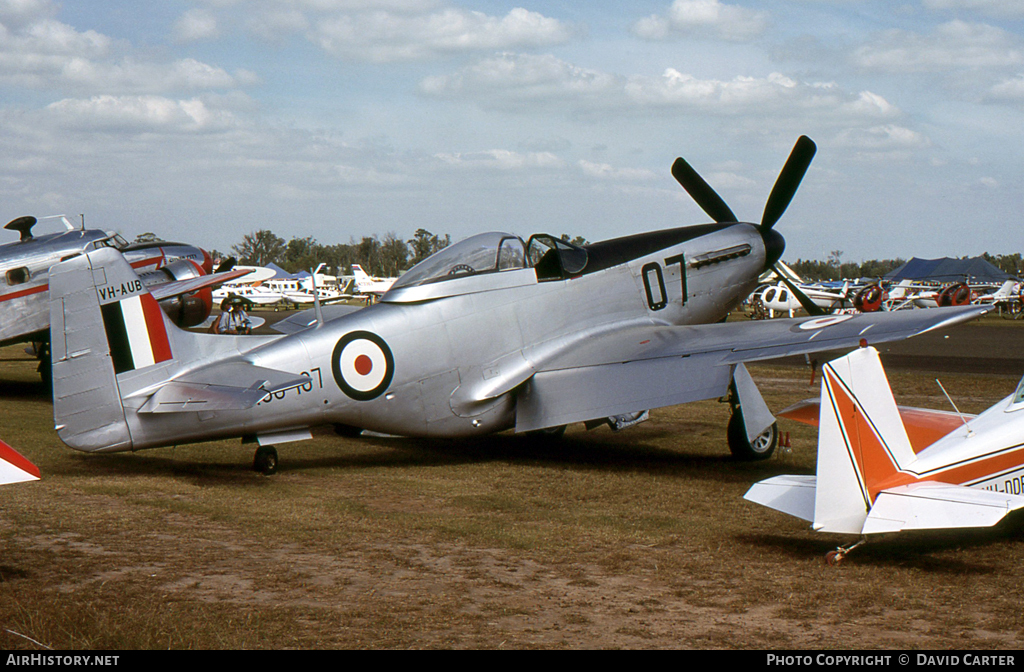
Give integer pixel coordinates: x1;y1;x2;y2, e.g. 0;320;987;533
389;232;527;290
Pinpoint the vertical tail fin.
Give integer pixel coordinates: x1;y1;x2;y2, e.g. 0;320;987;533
50;248;196;452
813;346;919;533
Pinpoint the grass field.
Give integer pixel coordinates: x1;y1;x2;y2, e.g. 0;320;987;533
2;337;1024;649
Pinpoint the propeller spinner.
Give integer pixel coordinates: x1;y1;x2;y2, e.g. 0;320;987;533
672;136;823;316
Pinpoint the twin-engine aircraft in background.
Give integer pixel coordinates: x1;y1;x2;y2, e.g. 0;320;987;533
745;346;1024;564
0;215;246;378
47;137;988;474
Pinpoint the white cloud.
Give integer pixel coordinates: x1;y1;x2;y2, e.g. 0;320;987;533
433;149;564;170
632;0;768;43
577;159;658;181
987;73;1024;105
422;54;901;125
44;95;237;133
309;6;572;61
853;20;1024;73
834;125;932;154
173;9;220;43
420;53;620;110
0;5;249;94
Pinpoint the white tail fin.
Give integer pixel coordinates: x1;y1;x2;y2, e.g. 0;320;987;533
812;346;919;533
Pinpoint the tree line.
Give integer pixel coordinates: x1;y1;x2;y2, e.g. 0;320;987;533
215;228;452;278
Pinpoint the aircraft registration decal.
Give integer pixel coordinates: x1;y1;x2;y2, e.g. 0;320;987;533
332;331;394;401
100;293;172;374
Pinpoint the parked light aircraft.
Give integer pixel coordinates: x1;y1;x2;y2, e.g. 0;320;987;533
0;439;39;486
743;343;1024;564
46;137;988;474
350;264;396;296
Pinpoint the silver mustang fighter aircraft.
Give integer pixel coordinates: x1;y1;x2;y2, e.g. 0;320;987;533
47;137;987;473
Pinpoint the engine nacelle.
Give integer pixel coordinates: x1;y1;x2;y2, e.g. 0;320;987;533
138;259;213;328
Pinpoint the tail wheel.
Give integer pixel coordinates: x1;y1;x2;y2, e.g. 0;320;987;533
727;410;778;461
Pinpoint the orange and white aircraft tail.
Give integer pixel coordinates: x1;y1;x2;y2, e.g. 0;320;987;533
0;440;40;485
745;346;1024;536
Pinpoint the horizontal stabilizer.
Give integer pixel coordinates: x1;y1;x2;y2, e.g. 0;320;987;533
136;362;310;413
744;475;816;522
863;482;1024;534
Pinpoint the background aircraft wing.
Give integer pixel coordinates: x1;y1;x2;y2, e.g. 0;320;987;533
515;306;987;432
778;399;973;453
148;268;252;301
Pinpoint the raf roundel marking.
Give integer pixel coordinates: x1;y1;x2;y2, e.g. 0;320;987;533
797;315;853;331
332;331;395;401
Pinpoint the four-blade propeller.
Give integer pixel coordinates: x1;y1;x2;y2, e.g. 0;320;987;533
672;135;824;317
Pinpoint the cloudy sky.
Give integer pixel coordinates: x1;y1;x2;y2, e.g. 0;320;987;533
1;0;1022;263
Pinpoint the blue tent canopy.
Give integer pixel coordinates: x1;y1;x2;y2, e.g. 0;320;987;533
884;257;1010;283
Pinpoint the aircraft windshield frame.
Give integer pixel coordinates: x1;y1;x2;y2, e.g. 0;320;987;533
389;232;527;290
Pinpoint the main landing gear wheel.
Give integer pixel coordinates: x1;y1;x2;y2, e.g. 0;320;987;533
253;446;278;475
726;410;778;461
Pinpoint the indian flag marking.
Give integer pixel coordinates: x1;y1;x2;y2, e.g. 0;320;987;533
101;293;172;374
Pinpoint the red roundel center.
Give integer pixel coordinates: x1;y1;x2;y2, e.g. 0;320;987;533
354;354;373;376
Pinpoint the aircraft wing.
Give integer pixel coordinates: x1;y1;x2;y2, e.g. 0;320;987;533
148;268;252;301
515;306;987;432
863;482;1024;534
0;440;40;485
135;361;311;413
778;399;973;453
